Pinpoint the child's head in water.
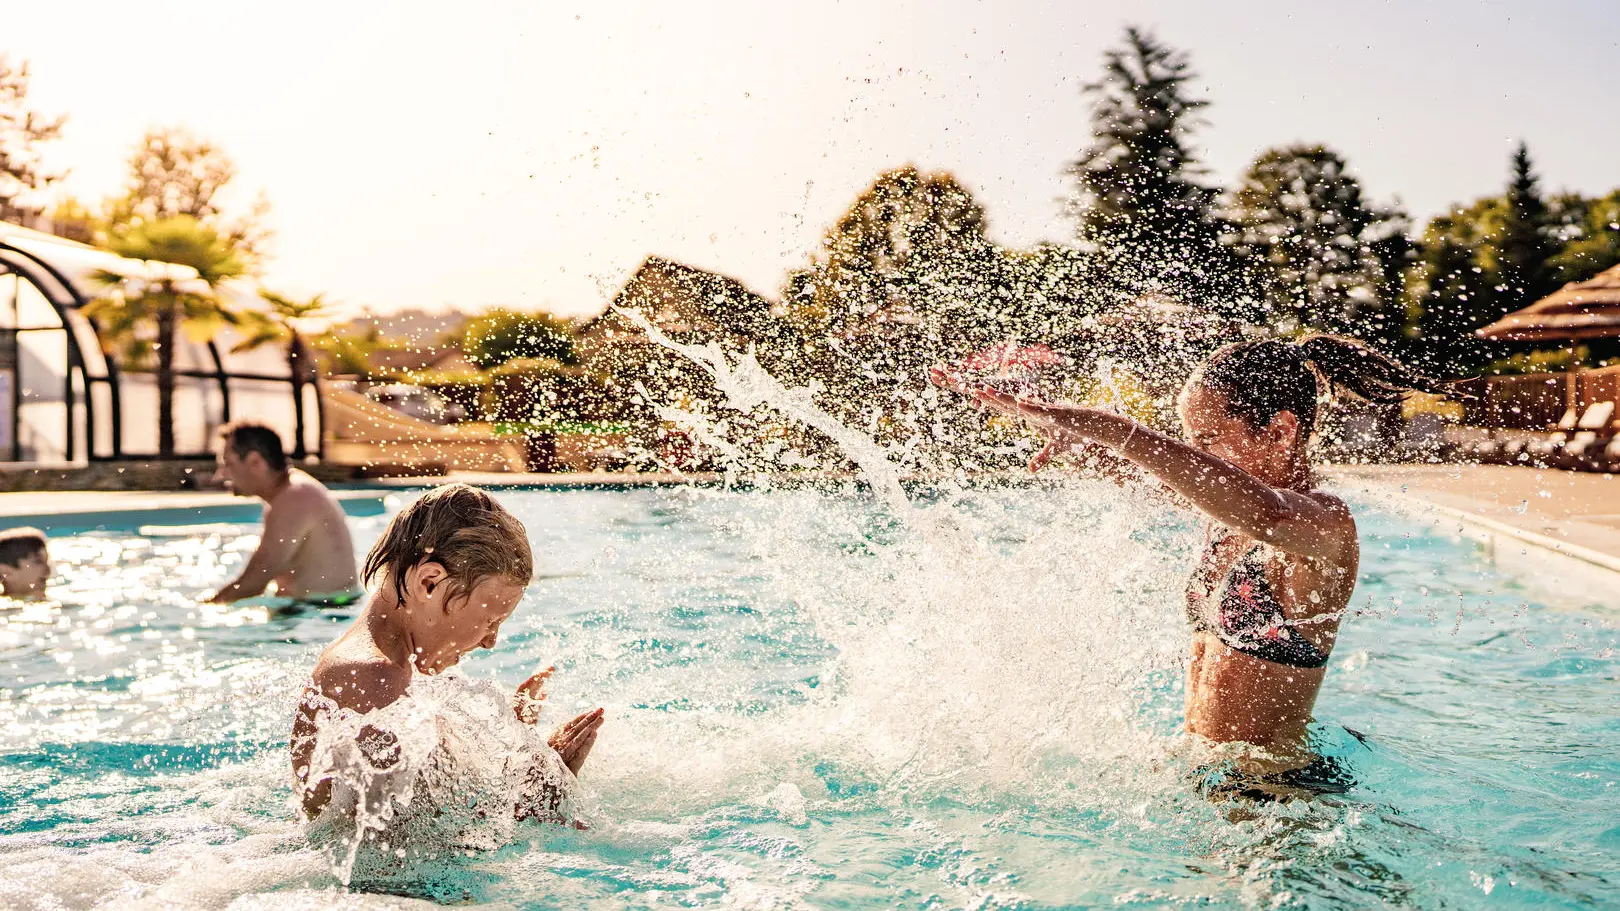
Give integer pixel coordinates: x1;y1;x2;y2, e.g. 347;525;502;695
362;484;533;673
0;527;50;599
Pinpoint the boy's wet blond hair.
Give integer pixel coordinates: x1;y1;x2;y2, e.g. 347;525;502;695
363;484;533;607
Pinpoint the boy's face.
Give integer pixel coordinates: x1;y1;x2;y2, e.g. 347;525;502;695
407;565;526;673
0;550;51;598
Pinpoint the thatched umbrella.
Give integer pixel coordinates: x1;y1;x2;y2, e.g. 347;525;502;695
1476;263;1620;413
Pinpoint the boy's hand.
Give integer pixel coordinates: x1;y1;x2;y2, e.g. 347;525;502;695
550;707;604;776
513;665;554;725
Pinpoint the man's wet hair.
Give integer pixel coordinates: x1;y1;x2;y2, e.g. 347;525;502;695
363;483;533;608
0;527;47;568
217;420;288;473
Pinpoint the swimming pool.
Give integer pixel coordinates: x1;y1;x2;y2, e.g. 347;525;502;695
0;482;1615;909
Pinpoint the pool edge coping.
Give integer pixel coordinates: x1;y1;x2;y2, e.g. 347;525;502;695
1335;478;1620;578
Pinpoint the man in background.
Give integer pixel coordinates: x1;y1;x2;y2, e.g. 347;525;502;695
206;421;360;605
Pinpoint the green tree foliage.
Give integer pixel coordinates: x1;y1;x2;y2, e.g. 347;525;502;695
0;55;66;224
105;128;272;265
43;195;97;244
1404;201;1501;375
783;165;998;344
1403;145;1620;376
460;308;576;370
1068;27;1240;306
1225;144;1409;341
1547;189;1620;284
995;242;1104;344
776;165;1039;462
312;330;383;378
85;216;249;455
233;290;332;458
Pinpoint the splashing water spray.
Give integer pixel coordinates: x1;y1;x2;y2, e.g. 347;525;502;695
608;305;1201;817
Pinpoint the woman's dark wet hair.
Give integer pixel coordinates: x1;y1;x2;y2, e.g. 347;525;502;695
1192;335;1453;437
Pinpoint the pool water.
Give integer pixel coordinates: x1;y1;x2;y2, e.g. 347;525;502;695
0;482;1616;909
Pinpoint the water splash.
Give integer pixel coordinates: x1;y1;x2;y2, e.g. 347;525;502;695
615;306;911;512
302;671;582;888
607;306;1199;814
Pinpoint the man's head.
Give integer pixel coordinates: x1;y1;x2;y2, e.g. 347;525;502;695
0;527;50;599
213;421;289;498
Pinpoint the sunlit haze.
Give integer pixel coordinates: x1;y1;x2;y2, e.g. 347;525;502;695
8;0;1619;318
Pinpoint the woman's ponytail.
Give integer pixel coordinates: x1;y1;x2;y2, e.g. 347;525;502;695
1198;334;1456;436
1296;334;1453;405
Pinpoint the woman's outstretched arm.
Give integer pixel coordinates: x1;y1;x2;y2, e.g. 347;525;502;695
936;371;1352;560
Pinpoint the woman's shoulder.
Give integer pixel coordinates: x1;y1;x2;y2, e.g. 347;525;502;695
1303;487;1355;521
1303;488;1358;542
1289;488;1360;570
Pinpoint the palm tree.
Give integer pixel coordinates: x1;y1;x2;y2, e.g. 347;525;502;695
86;215;247;456
233;289;331;458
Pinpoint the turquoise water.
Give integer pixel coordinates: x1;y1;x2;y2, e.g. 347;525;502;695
0;483;1616;909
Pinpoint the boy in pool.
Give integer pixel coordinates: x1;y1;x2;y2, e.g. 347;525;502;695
0;527;51;600
290;483;605;822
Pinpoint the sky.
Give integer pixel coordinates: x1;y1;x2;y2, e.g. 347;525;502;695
7;0;1620;319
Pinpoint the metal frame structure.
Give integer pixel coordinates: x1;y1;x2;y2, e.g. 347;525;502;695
0;234;322;463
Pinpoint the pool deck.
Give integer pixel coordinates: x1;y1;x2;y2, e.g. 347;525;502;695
1329;464;1620;595
0;488;391;531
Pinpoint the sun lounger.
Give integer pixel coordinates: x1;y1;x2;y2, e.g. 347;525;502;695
1547;400;1610;431
1604;436;1620;469
1547;402;1618;470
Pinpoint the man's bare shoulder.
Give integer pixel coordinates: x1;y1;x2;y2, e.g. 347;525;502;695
282;471;343;507
311;645;411;715
266;472;345;523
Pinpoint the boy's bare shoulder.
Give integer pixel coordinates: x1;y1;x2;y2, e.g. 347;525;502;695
310;644;411;715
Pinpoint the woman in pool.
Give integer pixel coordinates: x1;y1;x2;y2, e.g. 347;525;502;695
291;483;604;823
933;336;1451;797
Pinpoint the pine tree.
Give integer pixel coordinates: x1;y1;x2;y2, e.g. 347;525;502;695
1495;142;1557;305
1225;144;1409;342
1067;28;1237;306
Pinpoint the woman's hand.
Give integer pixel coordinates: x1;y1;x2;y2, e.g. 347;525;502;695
549;707;605;776
930;365;1120;471
513;665;554;725
969;386;1105;435
1030;429;1078;473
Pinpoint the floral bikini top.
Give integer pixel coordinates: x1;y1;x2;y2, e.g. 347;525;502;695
1185;529;1331;670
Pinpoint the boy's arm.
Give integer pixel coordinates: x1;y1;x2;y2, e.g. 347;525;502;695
290;657;410;818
